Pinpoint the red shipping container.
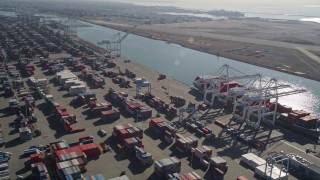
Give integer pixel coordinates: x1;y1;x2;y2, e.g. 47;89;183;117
79;143;101;157
201;128;209;134
119;129;129;139
288;113;299;124
149;118;164;129
292;110;310;117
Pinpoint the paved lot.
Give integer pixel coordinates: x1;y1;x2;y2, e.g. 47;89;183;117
1;52;319;180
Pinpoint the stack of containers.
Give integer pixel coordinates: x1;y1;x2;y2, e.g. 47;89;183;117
175;135;198;153
122;98;141;116
287;110;310;124
112;123;143;141
209;156;228;178
154;157;181;177
6;63;18;77
31;162;50;180
123;137;143;153
101;109;120;121
50;140;69;153
0;151;9;179
240;153;266;170
90;102;112;115
149;118;175;138
137;106;152;119
134;146;153;166
193;145;212;163
19;127;32;142
147;96;164;108
113;123;133;139
0;68;8;83
31;78;50;97
56;158;86;174
60;166;82;180
54;146;87;164
55;70;78;85
296;115;318;128
79;143;101;158
276;103;292;113
165;106;178;118
111;91;128;104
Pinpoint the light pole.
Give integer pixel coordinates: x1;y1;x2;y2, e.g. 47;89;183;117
191;149;194;168
136;109;140;123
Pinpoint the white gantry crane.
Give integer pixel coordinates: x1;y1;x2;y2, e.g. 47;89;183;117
98;25;137;57
232;78;306;130
202;64;262;106
59;17;91;35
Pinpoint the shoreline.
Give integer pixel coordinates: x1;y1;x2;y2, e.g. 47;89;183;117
81;19;320;83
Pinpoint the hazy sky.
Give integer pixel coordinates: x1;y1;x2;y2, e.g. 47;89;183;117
108;0;320;10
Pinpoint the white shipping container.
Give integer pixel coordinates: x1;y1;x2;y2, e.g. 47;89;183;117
60;76;78;85
64;80;85;89
241;153;266;169
69;85;86;95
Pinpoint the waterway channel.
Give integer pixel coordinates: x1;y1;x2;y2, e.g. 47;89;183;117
76;22;320;118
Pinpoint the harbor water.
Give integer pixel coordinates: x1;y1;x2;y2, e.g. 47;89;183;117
76;22;320;118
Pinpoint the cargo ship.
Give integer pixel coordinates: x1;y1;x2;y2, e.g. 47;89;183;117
276;107;320;140
193;75;320;140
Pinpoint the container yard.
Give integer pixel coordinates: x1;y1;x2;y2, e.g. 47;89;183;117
0;14;320;180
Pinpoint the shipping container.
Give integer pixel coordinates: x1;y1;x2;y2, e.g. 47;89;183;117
240;153;266;169
154;157;181;177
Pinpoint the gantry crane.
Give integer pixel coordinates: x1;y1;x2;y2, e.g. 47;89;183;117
203;64;262;106
98;25;137;57
15;7;38;21
61;18;88;35
232;78;306;130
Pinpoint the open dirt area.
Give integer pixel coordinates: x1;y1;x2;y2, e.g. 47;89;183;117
85;18;320;82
